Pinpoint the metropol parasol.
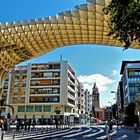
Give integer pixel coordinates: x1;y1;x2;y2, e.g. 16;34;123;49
0;0;139;95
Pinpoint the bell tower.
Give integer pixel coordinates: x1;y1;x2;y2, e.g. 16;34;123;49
92;82;100;108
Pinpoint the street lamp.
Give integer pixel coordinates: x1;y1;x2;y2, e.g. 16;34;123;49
110;91;119;130
108;102;112;121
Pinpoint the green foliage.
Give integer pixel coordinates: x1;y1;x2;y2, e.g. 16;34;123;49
0;98;14;115
125;102;136;116
124;102;136;126
112;104;117;119
103;0;140;49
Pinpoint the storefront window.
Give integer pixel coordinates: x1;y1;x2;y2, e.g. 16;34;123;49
35;106;42;112
44;106;51;112
26;106;33;112
18;106;25;112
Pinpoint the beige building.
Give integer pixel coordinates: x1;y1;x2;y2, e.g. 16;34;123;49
3;61;84;123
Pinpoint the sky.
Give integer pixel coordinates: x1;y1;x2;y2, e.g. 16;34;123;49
1;0;140;107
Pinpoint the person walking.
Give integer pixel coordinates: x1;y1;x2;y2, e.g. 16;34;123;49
3;119;7;132
28;119;31;130
32;119;36;130
15;119;20;132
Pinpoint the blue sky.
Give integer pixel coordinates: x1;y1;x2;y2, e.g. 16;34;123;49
1;0;140;107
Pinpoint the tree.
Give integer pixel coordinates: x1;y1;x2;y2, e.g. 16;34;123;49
0;98;14;117
124;102;136;126
112;104;118;119
103;0;140;49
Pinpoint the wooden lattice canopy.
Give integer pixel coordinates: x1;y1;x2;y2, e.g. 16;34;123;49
0;0;139;85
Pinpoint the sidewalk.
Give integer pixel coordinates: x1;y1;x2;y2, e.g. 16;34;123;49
112;126;140;140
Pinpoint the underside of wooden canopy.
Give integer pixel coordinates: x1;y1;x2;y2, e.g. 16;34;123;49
0;0;139;86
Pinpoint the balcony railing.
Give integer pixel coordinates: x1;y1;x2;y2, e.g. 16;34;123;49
31;75;60;78
30;82;60;86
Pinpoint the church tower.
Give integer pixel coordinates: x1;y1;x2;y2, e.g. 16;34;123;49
92;82;100;108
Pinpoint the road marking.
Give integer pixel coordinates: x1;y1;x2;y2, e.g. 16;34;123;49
14;128;72;140
83;127;104;138
63;127;92;138
116;135;128;139
92;129;97;133
96;129;117;140
34;128;81;139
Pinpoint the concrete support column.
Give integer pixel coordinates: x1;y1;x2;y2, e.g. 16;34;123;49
0;69;8;116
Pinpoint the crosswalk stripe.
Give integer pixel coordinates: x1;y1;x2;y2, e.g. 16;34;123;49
116;135;128;139
63;127;92;138
34;128;81;139
96;129;117;140
83;127;104;138
3;128;72;140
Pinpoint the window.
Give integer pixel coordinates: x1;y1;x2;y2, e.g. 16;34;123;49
44;72;52;77
22;83;26;87
13;97;17;103
26;106;33;112
50;97;59;102
52;88;59;94
18;106;25;112
44;106;51;112
20;97;25;103
53;72;59;77
35;106;42;112
14;91;18;95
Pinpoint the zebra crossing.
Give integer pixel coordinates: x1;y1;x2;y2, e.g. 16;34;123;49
1;125;119;140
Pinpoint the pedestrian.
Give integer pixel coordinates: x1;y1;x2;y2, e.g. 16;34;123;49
55;119;58;129
134;115;139;133
28;119;31;130
24;119;27;130
134;122;137;132
32;119;36;130
108;120;113;131
20;119;24;129
119;120;123;128
15;119;20;132
3;119;7;132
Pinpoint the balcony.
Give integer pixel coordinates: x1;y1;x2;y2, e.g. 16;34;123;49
30;82;60;86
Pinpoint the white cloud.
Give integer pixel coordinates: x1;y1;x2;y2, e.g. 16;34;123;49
78;74;115;93
112;70;118;76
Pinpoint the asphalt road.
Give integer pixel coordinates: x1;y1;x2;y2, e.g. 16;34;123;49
2;124;140;140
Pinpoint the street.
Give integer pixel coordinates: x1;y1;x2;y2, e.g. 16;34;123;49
2;124;140;140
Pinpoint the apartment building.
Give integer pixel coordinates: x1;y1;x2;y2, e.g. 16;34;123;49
84;89;92;124
75;80;85;124
120;61;140;105
3;61;82;123
85;89;92;114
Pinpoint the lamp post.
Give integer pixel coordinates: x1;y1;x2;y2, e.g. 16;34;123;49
110;91;119;130
108;102;112;121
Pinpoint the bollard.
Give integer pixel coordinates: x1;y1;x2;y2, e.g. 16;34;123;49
30;128;32;136
36;128;38;134
13;130;15;140
105;123;109;140
41;127;43;134
1;131;4;140
108;135;112;140
46;126;48;133
22;130;25;137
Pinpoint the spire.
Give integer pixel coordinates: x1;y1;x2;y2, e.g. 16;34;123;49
93;82;97;89
92;82;99;94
